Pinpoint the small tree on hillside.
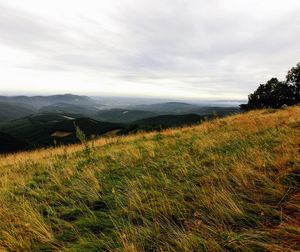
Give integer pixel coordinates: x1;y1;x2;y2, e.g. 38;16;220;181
241;63;300;110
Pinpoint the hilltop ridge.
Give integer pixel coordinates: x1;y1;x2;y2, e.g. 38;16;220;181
0;106;299;251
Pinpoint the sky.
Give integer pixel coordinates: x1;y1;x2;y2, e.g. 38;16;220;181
0;0;299;99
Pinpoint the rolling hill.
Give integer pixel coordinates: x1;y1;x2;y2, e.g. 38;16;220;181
0;111;217;153
131;102;200;113
132;113;207;130
39;102;100;115
132;102;240;115
0;96;240;124
0;94;99;108
0;106;299;251
48;117;123;144
0;102;36;122
118;114;208;134
94;108;157;122
187;106;240;116
0;113;123;151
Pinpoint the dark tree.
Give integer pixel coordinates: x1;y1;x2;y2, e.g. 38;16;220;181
286;62;300;102
241;63;300;110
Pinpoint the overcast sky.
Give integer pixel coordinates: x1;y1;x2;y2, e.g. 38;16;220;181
0;0;299;99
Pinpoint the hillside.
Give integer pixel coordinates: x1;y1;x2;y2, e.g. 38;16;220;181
132;102;199;113
0;114;123;151
0;95;240;124
0;112;217;153
0;131;28;153
132;113;207;130
38;103;100;115
49;117;123;144
94;109;157;123
0;102;35;122
0;94;98;108
132;102;240;115
188;106;240;116
0;106;299;251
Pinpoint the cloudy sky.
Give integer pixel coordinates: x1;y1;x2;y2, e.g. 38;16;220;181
0;0;299;99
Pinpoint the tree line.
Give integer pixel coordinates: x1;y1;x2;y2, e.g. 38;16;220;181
241;63;300;110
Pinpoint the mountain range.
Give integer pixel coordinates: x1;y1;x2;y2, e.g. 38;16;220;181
0;94;240;153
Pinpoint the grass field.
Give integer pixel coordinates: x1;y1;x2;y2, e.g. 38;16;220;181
0;106;299;251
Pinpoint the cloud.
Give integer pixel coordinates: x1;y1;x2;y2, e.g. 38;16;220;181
0;3;65;51
0;0;299;98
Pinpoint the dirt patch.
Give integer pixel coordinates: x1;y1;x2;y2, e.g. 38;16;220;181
51;131;73;137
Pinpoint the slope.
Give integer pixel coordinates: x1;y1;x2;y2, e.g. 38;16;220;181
94;108;157;123
132;102;240;115
39;102;100;115
0;113;123;151
130;113;207;131
0;131;28;153
0;102;35;122
132;102;199;113
0;94;98;108
0;106;299;251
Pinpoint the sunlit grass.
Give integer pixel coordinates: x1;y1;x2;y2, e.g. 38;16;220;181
0;106;299;251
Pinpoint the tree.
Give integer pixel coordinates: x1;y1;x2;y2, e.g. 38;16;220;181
286;62;300;102
241;63;300;111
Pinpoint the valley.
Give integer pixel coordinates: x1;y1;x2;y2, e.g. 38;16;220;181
0;94;239;153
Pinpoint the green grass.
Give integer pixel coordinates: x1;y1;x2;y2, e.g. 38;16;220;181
0;106;299;251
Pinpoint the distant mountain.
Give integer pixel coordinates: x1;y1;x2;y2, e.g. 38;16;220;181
94;109;157;123
0;96;240;124
0;97;241;153
131;102;240;115
132;102;198;113
39;102;100;115
0;94;98;109
0;102;36;122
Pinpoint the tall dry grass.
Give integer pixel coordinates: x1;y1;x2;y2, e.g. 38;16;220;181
0;106;299;251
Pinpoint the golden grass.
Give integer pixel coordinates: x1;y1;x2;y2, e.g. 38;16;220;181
0;106;299;251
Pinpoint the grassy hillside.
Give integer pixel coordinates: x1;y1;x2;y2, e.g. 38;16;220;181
0;106;299;251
